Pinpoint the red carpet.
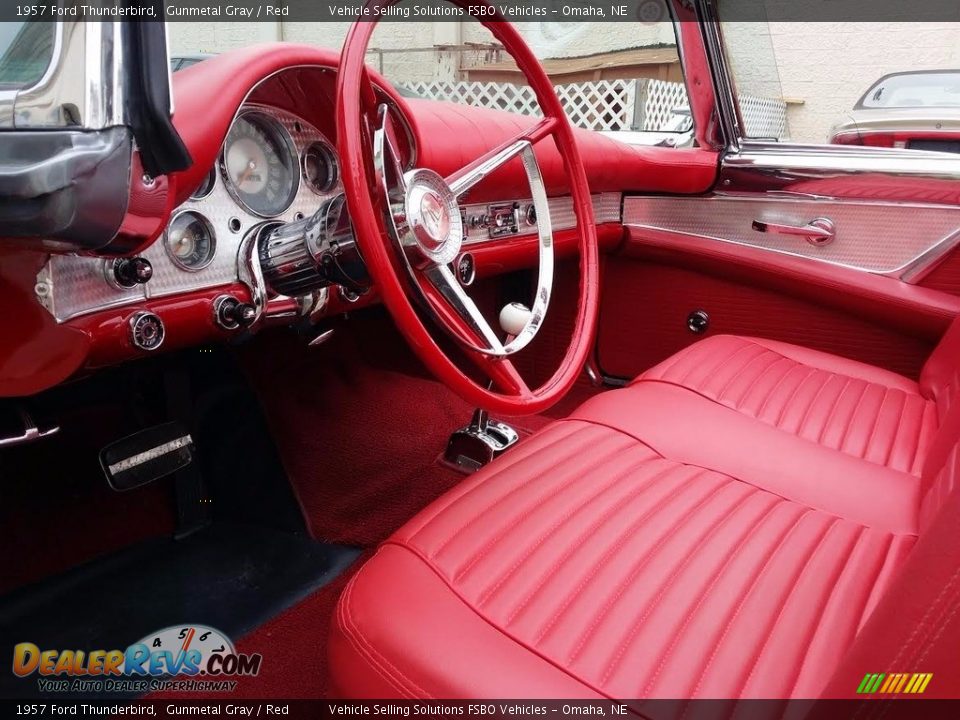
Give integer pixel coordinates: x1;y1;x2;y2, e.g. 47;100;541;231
239;308;595;547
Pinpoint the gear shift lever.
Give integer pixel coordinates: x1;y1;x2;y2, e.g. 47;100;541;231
443;303;528;472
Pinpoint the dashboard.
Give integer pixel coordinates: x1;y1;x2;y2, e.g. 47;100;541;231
0;47;648;398
38;104;343;325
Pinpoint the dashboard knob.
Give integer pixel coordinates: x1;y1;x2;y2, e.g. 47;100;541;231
129;312;164;352
234;303;257;327
214;295;257;331
114;257;153;287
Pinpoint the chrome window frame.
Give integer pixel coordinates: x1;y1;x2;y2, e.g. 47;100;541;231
0;20;129;129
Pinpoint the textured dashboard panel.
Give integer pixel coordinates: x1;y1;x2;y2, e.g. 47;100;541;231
623;194;960;275
41;105;342;323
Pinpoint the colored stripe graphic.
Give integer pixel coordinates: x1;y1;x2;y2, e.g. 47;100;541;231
857;672;932;694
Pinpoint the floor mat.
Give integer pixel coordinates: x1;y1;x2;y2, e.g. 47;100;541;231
154;551;372;701
0;523;359;699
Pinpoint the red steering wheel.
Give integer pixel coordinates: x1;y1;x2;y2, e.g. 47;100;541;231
336;3;599;416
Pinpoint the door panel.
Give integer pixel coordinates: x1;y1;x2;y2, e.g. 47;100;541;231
623;194;960;275
596;225;960;381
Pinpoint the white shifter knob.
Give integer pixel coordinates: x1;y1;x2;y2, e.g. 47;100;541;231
499;302;532;339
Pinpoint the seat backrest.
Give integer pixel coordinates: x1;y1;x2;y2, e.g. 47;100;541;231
920;313;960;420
919;315;960;528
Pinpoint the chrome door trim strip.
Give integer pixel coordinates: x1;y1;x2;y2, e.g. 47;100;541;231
623;193;960;282
723;142;960;186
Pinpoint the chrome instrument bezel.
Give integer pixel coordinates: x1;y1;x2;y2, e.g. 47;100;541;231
301;140;340;195
190;167;217;201
163;210;218;273
219;108;302;219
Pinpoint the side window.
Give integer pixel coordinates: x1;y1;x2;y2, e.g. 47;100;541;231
720;11;960;152
0;22;55;90
369;18;696;149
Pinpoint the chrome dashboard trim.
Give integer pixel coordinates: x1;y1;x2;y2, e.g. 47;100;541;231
461;193;621;245
37;104;342;323
218;108;303;219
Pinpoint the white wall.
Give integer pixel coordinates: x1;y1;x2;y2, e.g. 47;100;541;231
767;22;960;143
709;21;960;143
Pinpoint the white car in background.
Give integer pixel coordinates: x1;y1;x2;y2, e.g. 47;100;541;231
829;69;960;151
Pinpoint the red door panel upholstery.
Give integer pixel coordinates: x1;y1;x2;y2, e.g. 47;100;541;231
918;250;960;296
331;313;960;698
598;227;960;381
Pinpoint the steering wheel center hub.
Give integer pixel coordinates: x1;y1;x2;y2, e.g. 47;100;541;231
405;169;463;265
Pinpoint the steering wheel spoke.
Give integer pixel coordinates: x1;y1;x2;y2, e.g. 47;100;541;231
483;356;533;398
447;117;558;200
421;264;505;355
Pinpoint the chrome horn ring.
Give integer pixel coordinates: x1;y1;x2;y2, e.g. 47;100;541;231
372;103;554;358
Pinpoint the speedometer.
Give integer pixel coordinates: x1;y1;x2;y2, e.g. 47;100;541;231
221;111;299;218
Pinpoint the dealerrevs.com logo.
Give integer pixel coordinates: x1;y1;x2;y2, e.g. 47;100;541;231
12;624;262;694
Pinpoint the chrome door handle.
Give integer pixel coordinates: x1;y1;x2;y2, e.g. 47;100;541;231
751;217;836;246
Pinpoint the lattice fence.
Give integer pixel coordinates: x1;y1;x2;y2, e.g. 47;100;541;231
400;78;788;139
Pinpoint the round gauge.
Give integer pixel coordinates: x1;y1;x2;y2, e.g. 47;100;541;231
221;112;298;217
165;211;216;271
191;167;216;200
302;142;338;194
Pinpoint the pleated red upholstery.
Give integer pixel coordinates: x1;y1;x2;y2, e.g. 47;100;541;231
638;335;939;476
330;328;960;699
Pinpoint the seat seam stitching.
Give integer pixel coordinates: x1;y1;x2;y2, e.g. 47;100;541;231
338;571;424;698
381;540;614;700
815;375;852;445
407;422;584;544
596;486;761;685
476;448;660;608
787;524;869;698
737;517;843;697
639;496;785;696
452;434;633;582
754;359;803;419
556;473;728;656
502;460;690;626
453;434;636;584
428;425;605;558
794;371;838;441
687;505;813;701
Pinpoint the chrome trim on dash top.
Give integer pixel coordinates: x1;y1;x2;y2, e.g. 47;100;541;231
623;193;960;281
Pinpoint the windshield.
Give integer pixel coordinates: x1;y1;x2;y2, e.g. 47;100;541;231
857;71;960;109
0;22;55;90
170;17;698;148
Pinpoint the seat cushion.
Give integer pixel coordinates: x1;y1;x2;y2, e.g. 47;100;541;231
330;419;915;699
638;335;939;476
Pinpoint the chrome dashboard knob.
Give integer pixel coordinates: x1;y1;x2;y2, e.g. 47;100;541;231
113;257;153;288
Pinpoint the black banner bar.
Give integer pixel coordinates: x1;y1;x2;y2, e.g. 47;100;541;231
3;0;960;23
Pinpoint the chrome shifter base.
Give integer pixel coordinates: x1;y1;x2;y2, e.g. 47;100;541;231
444;409;519;473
